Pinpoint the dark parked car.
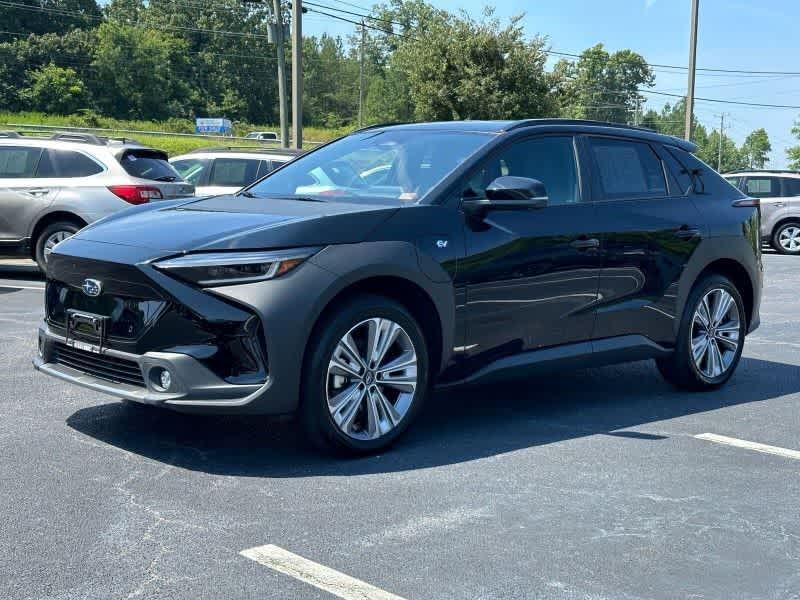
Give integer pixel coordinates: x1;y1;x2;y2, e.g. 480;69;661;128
33;120;762;454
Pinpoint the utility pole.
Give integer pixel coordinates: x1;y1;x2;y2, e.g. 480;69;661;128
684;0;699;140
717;113;725;172
358;19;366;128
291;0;303;149
272;0;289;148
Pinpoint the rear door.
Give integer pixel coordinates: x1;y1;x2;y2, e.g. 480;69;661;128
0;145;57;242
586;136;704;346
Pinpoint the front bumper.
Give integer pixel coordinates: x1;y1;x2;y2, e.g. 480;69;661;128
34;323;265;410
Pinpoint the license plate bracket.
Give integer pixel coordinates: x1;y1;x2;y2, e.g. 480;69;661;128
66;309;108;353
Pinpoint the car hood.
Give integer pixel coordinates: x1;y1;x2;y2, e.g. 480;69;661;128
73;195;398;254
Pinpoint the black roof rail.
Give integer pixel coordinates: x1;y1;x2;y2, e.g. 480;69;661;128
507;118;656;133
188;146;304;155
50;132;105;145
726;168;800;175
0;131;22;138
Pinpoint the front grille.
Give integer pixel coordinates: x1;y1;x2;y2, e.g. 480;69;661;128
52;342;145;387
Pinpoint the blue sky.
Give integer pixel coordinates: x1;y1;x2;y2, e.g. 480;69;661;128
304;0;800;168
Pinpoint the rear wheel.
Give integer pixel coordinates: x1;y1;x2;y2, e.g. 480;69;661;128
34;221;82;273
657;275;746;390
771;221;800;255
300;295;429;455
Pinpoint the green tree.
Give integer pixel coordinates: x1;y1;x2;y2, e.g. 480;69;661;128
784;120;800;171
556;44;654;124
20;64;88;114
0;0;101;36
386;7;556;121
742;128;771;169
698;130;747;173
91;22;191;119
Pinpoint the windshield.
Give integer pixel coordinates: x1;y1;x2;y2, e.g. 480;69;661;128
245;129;494;204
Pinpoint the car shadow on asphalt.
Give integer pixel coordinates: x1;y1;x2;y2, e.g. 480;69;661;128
66;356;800;478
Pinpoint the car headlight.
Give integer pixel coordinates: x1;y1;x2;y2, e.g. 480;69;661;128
154;247;321;287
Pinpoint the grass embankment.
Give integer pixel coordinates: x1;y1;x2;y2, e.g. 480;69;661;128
0;111;352;155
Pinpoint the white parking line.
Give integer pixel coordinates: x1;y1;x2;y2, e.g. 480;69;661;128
695;433;800;461
240;544;406;600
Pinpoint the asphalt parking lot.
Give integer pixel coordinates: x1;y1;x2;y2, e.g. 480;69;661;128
1;253;798;600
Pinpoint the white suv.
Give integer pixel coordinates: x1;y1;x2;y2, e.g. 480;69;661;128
724;170;800;254
0;131;194;271
170;147;302;197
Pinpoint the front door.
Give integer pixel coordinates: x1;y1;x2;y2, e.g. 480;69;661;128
455;135;601;368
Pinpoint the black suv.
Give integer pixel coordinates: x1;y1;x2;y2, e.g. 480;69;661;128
34;120;762;454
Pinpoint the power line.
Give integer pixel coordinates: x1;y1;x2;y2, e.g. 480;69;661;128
302;1;403;26
546;49;800;76
642;89;800;110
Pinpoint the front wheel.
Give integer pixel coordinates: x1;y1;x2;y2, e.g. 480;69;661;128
657;275;746;390
300;295;429;455
772;221;800;255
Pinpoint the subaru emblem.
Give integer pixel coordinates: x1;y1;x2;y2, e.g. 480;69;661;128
82;279;102;297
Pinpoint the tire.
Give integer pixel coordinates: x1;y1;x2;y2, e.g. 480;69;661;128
771;221;800;255
656;274;746;391
300;294;430;455
34;221;82;273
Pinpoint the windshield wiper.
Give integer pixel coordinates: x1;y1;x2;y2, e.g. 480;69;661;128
238;191;259;198
155;175;177;182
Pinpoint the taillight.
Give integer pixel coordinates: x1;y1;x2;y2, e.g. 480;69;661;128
732;198;760;207
108;185;163;205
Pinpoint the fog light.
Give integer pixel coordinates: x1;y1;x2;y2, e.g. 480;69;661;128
159;369;172;391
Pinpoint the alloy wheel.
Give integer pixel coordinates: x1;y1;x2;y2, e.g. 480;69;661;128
43;230;73;262
778;225;800;253
326;317;418;440
690;288;741;379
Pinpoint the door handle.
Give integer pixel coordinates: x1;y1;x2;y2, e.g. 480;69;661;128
570;237;600;250
23;188;50;196
675;225;701;239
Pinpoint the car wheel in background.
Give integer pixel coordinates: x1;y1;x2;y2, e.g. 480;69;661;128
772;221;800;255
657;275;746;391
34;221;82;273
300;294;429;455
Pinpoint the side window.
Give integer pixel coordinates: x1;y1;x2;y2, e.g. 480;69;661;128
0;146;42;178
588;138;667;200
52;150;104;178
171;158;209;185
744;177;779;198
723;176;743;191
209;158;261;188
661;145;694;195
464;136;580;205
780;177;800;197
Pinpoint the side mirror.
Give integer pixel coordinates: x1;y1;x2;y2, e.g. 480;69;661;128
463;176;549;219
486;176;548;202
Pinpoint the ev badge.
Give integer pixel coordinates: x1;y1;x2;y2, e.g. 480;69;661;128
436;239;448;249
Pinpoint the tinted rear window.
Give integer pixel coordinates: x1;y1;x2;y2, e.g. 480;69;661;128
781;177;800;196
119;150;180;181
588;138;667;200
745;177;779;198
665;147;744;197
0;146;41;178
39;149;104;178
209;158;261;188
